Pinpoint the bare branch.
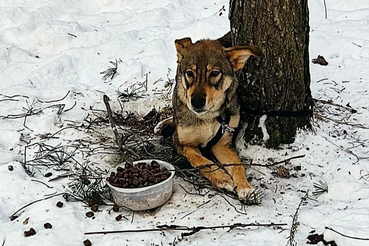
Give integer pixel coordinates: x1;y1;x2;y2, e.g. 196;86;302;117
85;222;287;236
325;227;369;241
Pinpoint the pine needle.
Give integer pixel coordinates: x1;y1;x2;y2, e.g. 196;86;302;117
312;180;328;198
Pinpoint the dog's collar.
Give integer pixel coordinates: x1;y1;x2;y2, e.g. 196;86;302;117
205;110;235;149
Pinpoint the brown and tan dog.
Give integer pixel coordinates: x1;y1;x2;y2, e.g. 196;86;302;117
155;36;261;199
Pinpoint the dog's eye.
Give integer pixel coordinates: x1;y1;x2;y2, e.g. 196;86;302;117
185;70;194;77
210;70;220;77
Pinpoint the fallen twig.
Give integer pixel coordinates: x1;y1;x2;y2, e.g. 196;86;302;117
180;200;211;219
37;90;70;103
103;95;140;159
218;194;247;214
253;154;306;167
325;226;369;241
85;222;287;236
31;179;54;189
9;192;69;221
314;98;357;113
287;192;309;246
315;114;367;129
178;183;209;197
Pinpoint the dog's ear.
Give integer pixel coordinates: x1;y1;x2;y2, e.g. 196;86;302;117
175;38;193;62
217;32;232;48
225;46;262;71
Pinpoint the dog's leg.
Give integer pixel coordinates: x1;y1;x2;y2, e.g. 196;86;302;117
181;146;234;191
212;136;254;198
154;116;175;137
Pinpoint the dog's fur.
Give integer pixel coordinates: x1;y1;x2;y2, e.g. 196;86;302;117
155;36;261;198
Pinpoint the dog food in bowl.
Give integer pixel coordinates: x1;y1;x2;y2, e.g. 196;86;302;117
106;160;174;211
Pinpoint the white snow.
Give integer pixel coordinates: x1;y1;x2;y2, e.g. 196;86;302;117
258;115;269;142
1;0;369;245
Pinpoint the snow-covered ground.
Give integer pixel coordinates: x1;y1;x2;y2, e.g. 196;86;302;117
1;0;369;245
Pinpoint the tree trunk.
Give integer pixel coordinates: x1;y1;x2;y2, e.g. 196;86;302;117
229;0;313;148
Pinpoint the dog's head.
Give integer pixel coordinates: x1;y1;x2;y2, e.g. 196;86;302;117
175;37;261;116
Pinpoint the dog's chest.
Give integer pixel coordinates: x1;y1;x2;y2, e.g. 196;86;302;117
177;121;219;148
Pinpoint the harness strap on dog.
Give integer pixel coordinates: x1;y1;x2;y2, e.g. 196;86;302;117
205;110;235;149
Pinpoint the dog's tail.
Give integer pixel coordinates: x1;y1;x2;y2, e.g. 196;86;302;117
154;116;175;138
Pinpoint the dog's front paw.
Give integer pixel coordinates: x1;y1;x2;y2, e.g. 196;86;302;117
204;170;234;191
234;180;255;198
236;186;255;199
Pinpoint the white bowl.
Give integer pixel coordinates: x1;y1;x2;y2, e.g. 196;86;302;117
106;159;175;211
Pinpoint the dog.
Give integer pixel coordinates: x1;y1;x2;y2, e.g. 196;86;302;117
155;36;261;199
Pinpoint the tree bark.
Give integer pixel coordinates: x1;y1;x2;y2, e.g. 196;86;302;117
229;0;313;148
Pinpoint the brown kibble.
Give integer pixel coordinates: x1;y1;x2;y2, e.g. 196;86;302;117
294;166;302;171
44;223;52;229
151;160;160;168
56;201;63;208
86;211;94;218
137;163;145;169
107;161;170;188
23;217;29;225
112;204;119;212
44;172;52;177
152;168;160;173
91;204;98;212
24;228;36;237
86;199;95;207
312;55;328;66
83;239;92;246
8;165;14;171
125;162;133;169
115;214;122;221
29;228;36;235
142;175;148;182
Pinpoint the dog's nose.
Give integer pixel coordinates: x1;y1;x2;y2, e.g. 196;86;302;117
191;95;206;111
